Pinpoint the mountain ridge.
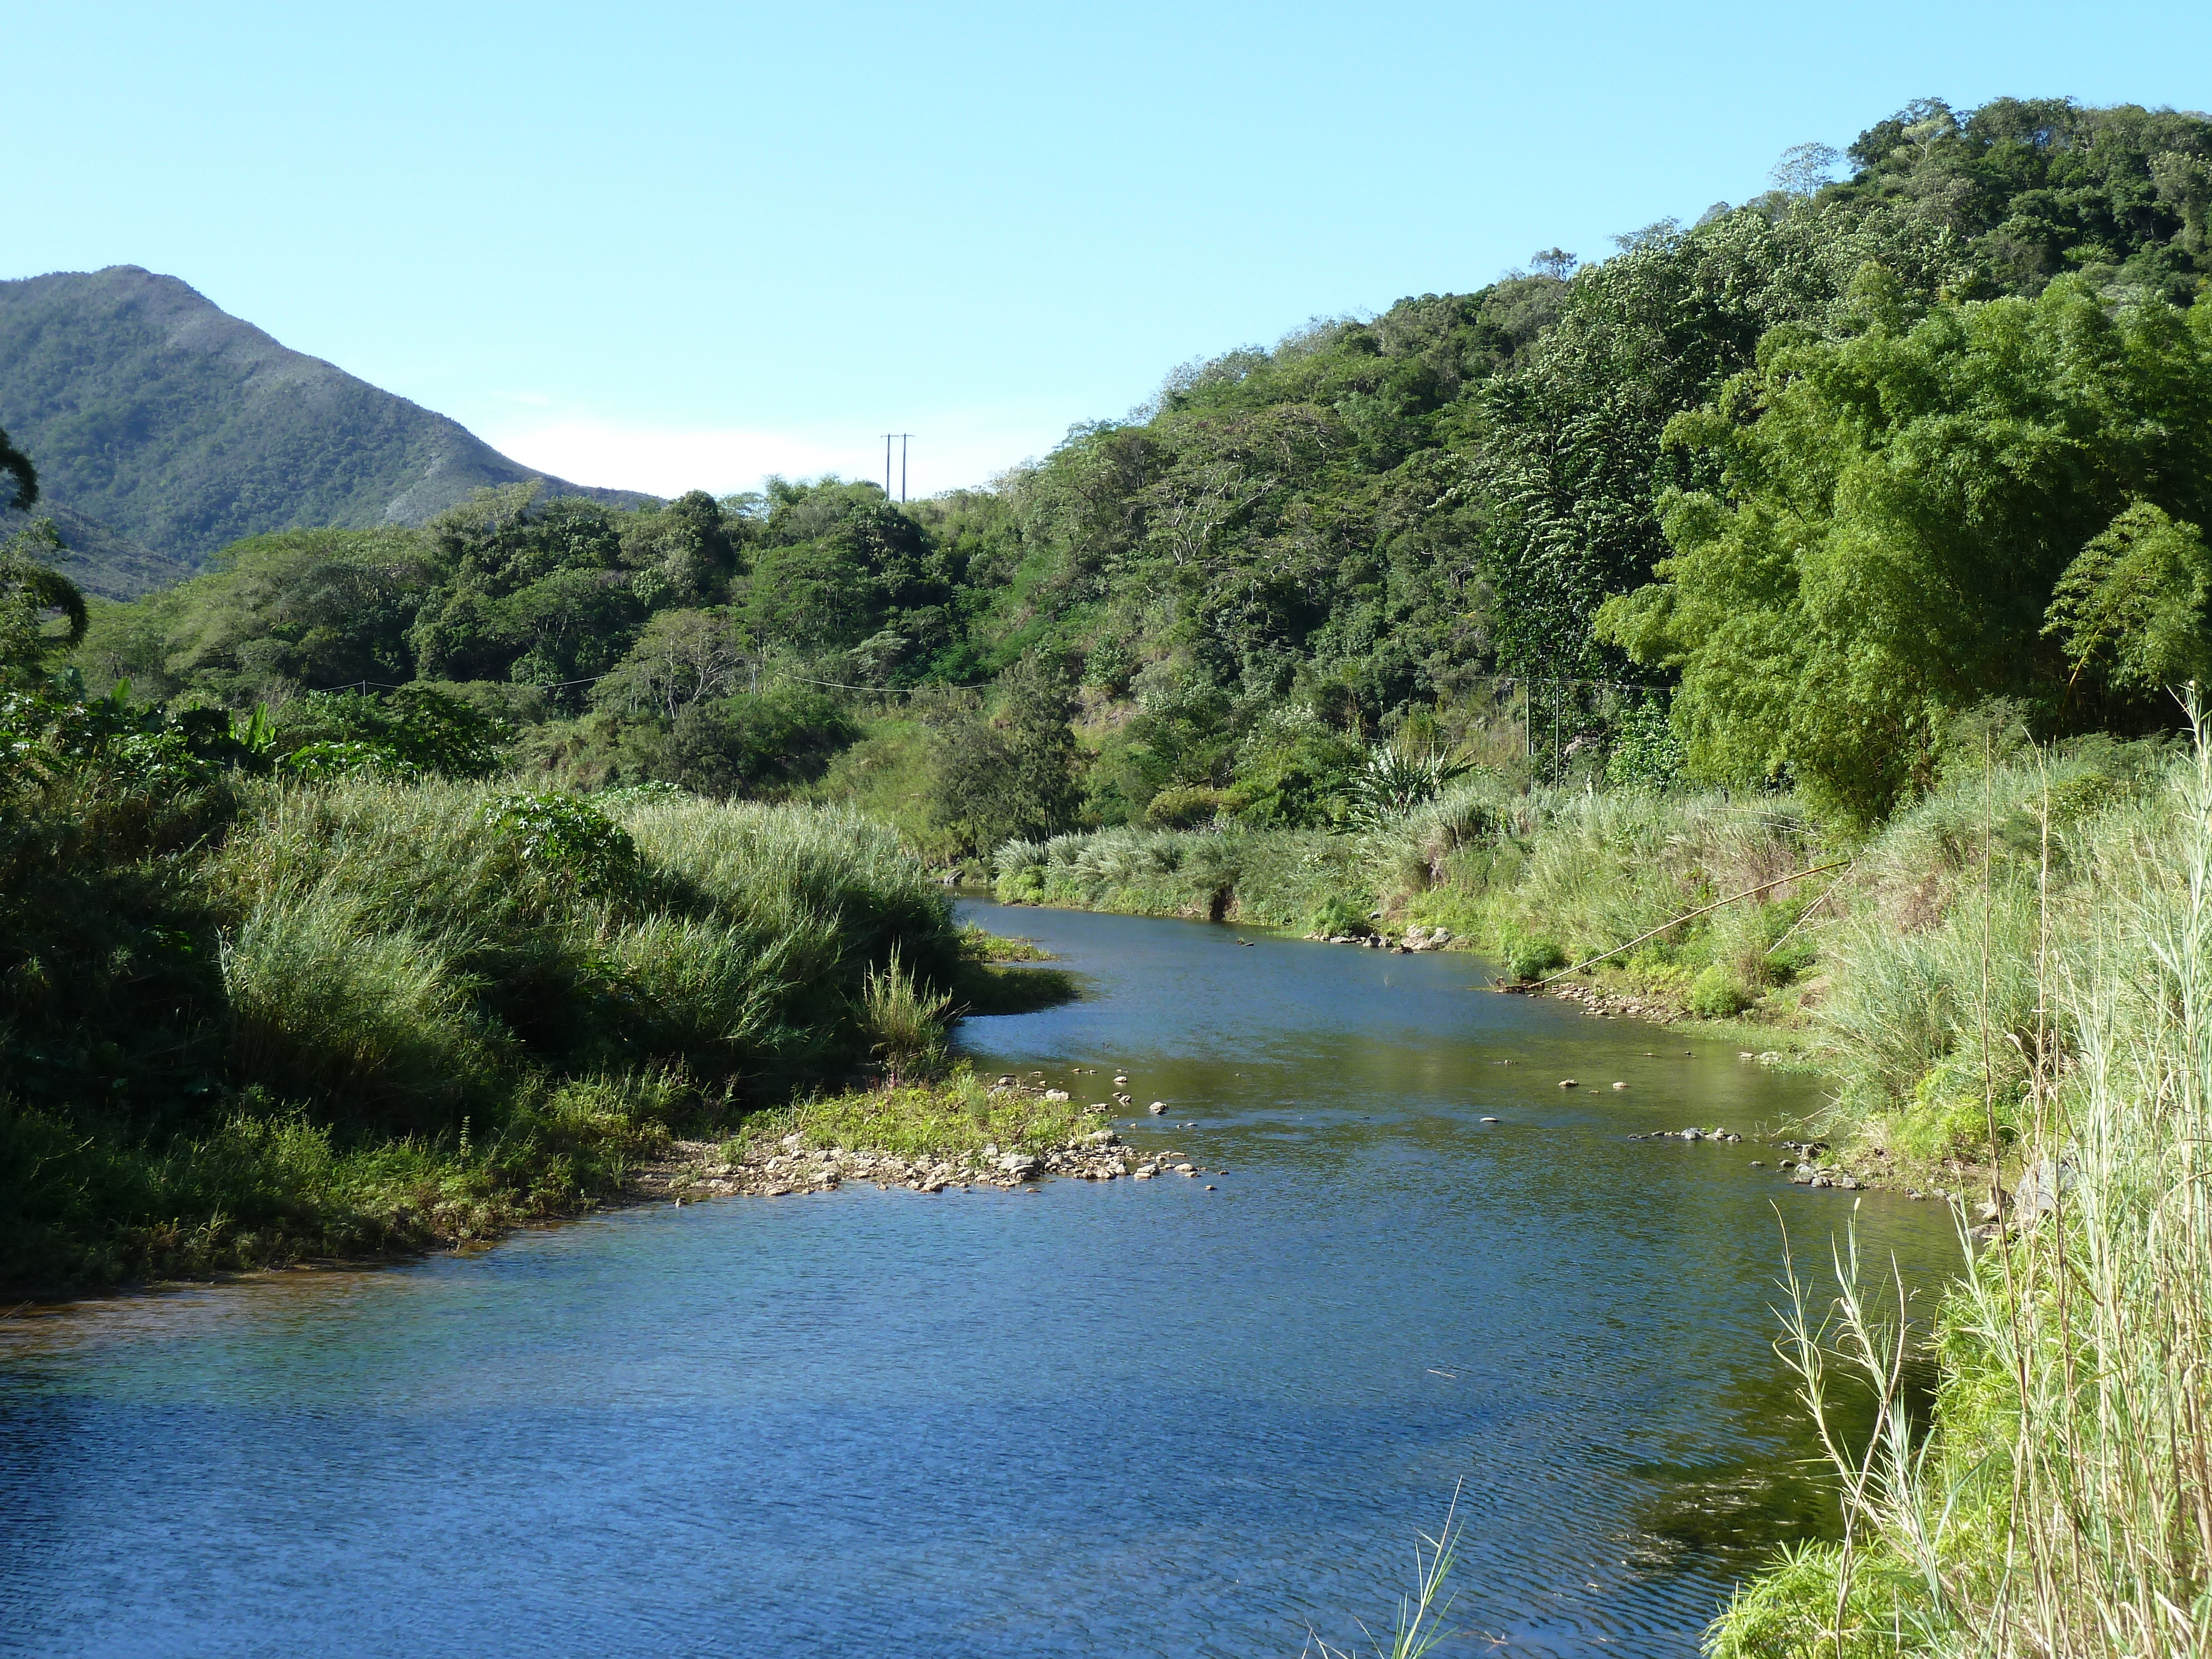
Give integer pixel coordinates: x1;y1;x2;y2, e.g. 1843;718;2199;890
0;265;652;588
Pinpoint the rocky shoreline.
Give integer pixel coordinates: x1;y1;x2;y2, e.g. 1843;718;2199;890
633;1128;1222;1199
629;1075;1225;1203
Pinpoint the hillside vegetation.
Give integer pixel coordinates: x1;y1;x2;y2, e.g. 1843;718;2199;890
0;265;646;575
54;96;2212;842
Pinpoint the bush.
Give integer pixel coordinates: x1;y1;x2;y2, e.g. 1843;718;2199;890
669;686;858;797
1496;926;1568;982
1145;785;1227;828
1309;892;1370;937
1688;963;1751;1017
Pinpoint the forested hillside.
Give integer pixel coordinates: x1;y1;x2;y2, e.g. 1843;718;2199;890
0;266;648;578
55;95;2212;843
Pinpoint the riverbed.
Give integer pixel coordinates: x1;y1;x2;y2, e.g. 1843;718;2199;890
0;901;1960;1658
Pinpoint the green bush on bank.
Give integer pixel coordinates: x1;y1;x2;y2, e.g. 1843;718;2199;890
1;675;973;1292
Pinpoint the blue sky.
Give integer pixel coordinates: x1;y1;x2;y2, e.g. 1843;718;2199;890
11;2;2210;499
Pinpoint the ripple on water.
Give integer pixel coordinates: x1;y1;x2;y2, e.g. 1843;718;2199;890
0;902;1959;1659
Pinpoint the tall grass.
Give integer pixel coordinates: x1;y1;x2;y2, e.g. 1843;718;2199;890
1710;723;2212;1657
2;769;966;1291
997;781;1832;1006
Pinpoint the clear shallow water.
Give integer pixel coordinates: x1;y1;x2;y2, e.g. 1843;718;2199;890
0;902;1960;1658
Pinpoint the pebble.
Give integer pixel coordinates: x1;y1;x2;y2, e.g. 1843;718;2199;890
1148;1102;1167;1115
1611;1081;1627;1091
1558;1079;1578;1088
1480;1115;1499;1124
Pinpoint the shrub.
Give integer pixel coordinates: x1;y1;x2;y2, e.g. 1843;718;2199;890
1495;926;1567;982
1688;963;1751;1017
1145;785;1227;828
1308;892;1371;937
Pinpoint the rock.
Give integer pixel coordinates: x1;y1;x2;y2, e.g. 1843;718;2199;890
781;1133;805;1152
1837;1176;1860;1191
1148;1102;1167;1115
1611;1081;1627;1090
1176;1164;1196;1176
1749;1160;1764;1167
2013;1157;2077;1219
999;1153;1041;1178
1113;1076;1129;1085
997;1075;1016;1086
1757;1051;1783;1065
1681;1129;1703;1141
1204;1184;1216;1191
1133;1167;1155;1180
1558;1079;1578;1088
1043;1089;1071;1102
1084;1129;1119;1146
1480;1115;1499;1124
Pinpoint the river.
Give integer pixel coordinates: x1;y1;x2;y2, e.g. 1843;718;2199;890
0;901;1959;1658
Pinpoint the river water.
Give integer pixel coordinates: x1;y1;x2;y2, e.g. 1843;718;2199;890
0;901;1960;1658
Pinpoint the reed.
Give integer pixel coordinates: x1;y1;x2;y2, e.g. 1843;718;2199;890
1709;718;2212;1657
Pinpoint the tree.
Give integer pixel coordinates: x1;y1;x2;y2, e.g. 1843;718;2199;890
1597;273;2212;821
591;608;745;721
931;653;1081;854
0;521;87;675
0;424;36;512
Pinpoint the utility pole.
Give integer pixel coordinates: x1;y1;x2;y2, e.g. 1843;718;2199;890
881;434;915;503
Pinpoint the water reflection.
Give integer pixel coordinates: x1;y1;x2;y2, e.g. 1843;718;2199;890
0;901;1960;1658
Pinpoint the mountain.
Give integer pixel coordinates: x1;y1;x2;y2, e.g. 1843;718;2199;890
0;266;651;589
0;500;192;601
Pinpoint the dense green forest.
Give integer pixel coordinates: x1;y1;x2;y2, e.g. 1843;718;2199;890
56;96;2212;847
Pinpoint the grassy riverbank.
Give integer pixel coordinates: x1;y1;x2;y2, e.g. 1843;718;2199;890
0;716;1067;1294
995;732;2167;1171
1708;732;2212;1657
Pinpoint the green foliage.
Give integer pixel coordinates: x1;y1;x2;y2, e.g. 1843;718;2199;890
2044;502;2212;695
39;95;2212;848
931;653;1081;853
1341;745;1474;828
859;946;955;1081
276;683;510;779
0;422;34;512
1228;705;1366;827
1144;785;1229;828
668;686;859;797
1600;275;2212;821
1309;891;1371;937
0;521;88;671
1602;698;1684;787
478;791;640;896
0;671;966;1287
1688;963;1751;1017
1495;926;1567;982
278;740;421;782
